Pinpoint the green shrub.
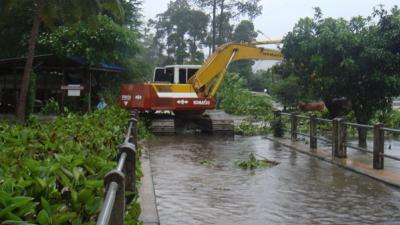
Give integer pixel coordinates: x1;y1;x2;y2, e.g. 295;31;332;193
382;110;400;128
235;121;269;136
40;98;60;115
0;106;144;224
216;73;273;121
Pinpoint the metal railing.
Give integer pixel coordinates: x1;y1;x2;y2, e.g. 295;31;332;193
96;110;139;225
275;111;400;170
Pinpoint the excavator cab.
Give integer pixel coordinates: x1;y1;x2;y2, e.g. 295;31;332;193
152;65;201;84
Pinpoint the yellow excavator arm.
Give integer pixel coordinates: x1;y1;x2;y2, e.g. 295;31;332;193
187;40;284;97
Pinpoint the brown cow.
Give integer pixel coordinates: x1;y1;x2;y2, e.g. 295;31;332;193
298;101;326;112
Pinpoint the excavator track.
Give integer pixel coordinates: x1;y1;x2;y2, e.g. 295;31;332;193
150;114;176;134
210;119;234;135
147;111;234;135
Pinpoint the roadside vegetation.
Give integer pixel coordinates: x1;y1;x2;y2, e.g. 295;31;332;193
217;73;273;120
1;0;400;222
216;73;274;135
226;6;400;142
0;106;145;224
264;6;400;142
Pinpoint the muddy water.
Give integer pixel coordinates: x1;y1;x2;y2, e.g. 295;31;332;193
148;135;400;225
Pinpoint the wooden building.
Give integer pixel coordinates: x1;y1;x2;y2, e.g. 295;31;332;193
0;54;123;114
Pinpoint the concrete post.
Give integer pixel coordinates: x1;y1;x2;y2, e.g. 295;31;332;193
373;123;384;169
332;118;347;158
104;170;125;225
310;115;317;149
291;113;297;141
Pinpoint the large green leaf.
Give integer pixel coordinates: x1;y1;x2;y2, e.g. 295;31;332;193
37;209;50;225
52;212;77;225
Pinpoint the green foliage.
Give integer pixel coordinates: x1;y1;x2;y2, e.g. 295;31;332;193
0;106;144;224
0;0;33;58
192;0;262;49
281;6;400;124
38;15;138;65
235;121;269;136
228;60;254;90
225;20;259;90
0;0;142;122
270;75;303;110
153;0;209;64
40;98;59;115
235;153;278;169
217;73;273;121
232;20;258;42
137;118;153;140
383;110;400;129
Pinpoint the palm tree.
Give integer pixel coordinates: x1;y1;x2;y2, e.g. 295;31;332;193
1;0;123;122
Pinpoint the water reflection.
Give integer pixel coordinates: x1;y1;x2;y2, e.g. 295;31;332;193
149;135;400;225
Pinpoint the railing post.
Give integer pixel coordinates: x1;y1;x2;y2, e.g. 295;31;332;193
273;110;280;119
272;110;285;137
96;111;140;225
332;118;347;158
373;123;384;169
310;115;317;149
129;111;138;147
104;170;125;225
133;119;138;147
291;112;297;141
118;142;136;203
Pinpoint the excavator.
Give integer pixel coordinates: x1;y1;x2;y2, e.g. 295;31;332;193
120;40;283;134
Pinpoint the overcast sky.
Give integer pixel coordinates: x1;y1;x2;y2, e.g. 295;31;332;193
142;0;399;39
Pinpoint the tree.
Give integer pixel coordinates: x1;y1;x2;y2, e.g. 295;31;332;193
0;0;33;58
187;10;210;63
38;15;138;65
229;20;258;88
282;7;400;146
0;0;124;122
271;75;302;111
153;0;209;64
232;20;258;42
121;0;143;29
192;0;262;51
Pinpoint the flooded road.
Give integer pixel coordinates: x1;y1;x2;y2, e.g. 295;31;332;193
148;135;400;225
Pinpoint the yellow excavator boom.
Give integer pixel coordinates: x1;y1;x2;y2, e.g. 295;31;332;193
187;40;284;97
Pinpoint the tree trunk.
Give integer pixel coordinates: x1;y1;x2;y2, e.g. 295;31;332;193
211;0;216;52
16;0;44;122
218;0;225;46
358;127;367;148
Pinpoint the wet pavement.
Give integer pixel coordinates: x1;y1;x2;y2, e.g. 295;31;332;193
148;135;400;225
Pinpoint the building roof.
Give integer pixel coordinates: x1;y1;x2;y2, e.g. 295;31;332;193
0;54;124;74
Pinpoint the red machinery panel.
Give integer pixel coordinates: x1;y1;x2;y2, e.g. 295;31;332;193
120;84;216;111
